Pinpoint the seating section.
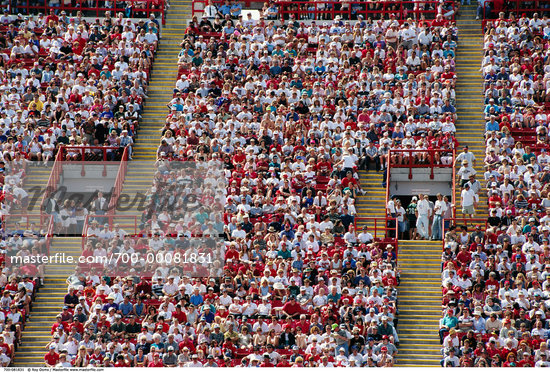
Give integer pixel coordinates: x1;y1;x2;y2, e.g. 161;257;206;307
0;11;162;366
0;11;163;165
31;6;481;368
438;15;550;368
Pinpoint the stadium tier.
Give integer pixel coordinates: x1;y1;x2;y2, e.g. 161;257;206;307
0;0;549;368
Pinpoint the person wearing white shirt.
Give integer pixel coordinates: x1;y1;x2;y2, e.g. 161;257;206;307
416;194;431;240
431;193;448;240
357;226;373;244
460;184;478;218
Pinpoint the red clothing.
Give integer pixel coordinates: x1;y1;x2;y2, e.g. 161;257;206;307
282;301;303;316
44;352;60;366
51;321;67;334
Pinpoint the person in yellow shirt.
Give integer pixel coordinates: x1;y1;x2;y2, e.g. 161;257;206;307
28;94;43;112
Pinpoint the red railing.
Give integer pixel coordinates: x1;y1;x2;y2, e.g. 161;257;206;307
482;0;548;21
45;214;55;256
354;216;398;239
1;213;53;255
192;0;456;20
441;217;489;250
276;0;455;21
388;148;455;180
59;146;123;162
4;0;166;24
354;216;398;256
107;147;129;223
40;149;64;213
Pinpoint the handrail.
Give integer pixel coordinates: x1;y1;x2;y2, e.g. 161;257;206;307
354;216;399;255
192;0;456;20
441;217;489;250
276;0;456;21
81;214;90;253
389;148;454;180
2;0;167;24
385;159;391;218
482;1;548;23
40;149;64;214
451;149;457;219
60;146;123;162
107;147;130;224
45;214;54;257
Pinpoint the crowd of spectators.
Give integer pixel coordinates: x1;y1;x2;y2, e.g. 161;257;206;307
29;5;482;367
0;8;165;366
0;9;164;167
438;13;550;367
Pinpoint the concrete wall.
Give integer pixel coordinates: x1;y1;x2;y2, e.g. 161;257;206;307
389;168;453;197
61;164;119;193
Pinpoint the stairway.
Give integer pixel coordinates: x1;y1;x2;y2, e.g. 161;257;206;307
454;6;488;220
356;170;387;237
14;237;81;366
396;8;487;367
395;240;442;366
114;0;191;228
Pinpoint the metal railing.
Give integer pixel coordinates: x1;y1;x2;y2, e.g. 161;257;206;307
482;1;549;22
107;147;130;219
3;0;167;24
59;146;125;162
388;148;455;180
40;149;64;213
192;0;456;20
276;0;455;21
354;216;398;253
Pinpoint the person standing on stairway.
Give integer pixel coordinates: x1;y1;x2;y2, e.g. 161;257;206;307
406;196;418;240
416;194;431;240
386;195;397;232
461;183;478;219
457;160;477;187
432;193;448;240
455;146;476;168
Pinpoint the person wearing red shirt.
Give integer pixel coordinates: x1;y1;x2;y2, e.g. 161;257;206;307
277;356;291;367
341;173;358;189
456;245;472;266
147;353;163;367
259;354;275;367
51;315;67;335
232;148;246;166
44;347;60;367
281;297;304;319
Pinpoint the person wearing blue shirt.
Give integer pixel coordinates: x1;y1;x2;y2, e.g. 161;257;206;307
190;289;204;306
484;100;500;115
280;224;295;240
442;46;455;58
99;106;113;119
230;1;242;18
314;61;326;75
119;297;133;316
199;307;215;323
219;0;231;16
442;100;456;115
485;116;500;132
439;310;459;343
270;60;282;76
